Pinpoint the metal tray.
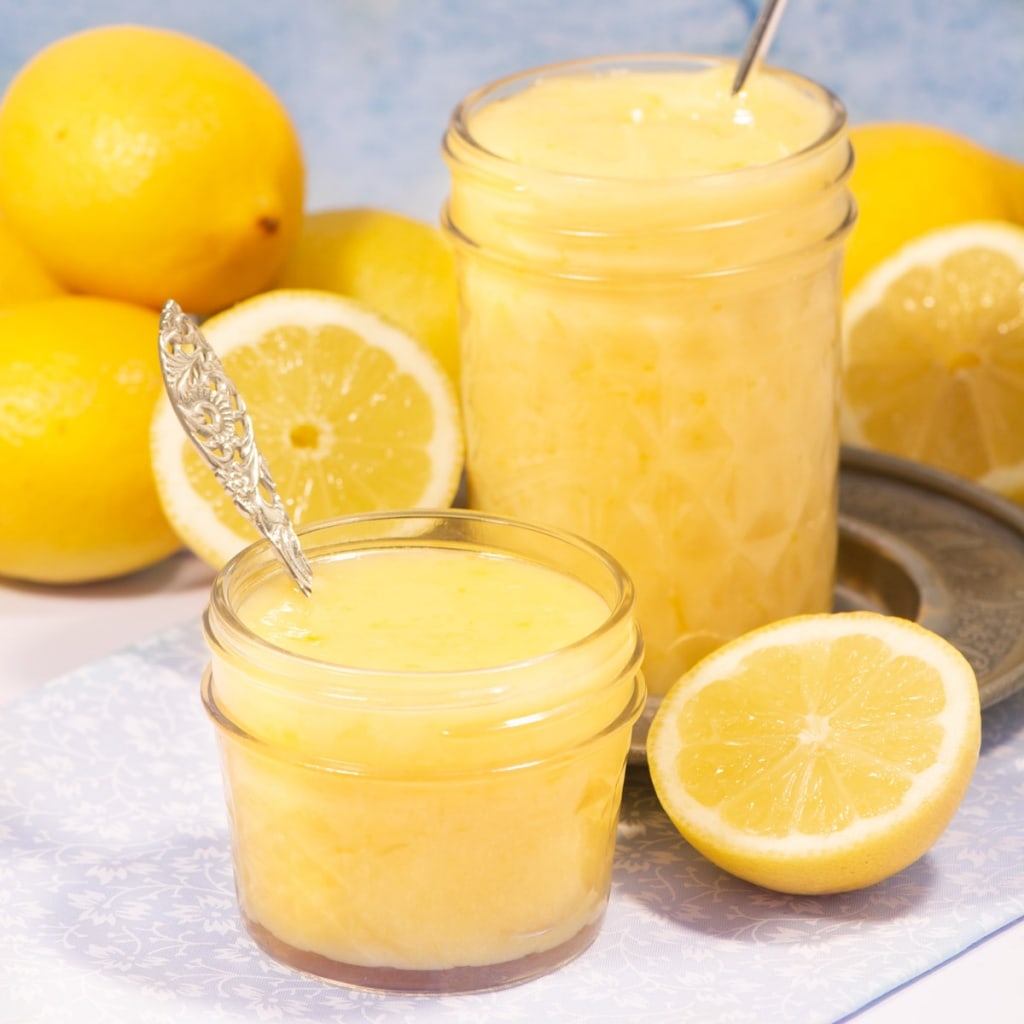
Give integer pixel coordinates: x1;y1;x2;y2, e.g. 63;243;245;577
630;447;1024;763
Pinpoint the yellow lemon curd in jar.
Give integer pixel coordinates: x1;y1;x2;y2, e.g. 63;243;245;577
206;544;642;977
447;62;853;696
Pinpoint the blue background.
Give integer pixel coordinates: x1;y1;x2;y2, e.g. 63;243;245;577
0;0;1021;221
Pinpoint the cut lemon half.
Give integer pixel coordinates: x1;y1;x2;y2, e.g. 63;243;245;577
841;220;1024;503
647;612;981;894
151;289;463;569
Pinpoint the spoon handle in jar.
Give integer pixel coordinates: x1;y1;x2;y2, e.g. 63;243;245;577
732;0;789;95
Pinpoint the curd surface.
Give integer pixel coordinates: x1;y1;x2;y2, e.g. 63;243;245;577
469;66;832;177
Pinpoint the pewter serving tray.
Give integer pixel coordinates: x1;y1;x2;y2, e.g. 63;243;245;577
630;446;1024;763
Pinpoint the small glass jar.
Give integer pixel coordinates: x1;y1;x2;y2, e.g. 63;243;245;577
443;54;856;697
202;510;645;993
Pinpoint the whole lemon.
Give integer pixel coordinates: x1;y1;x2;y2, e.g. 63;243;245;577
845;122;1024;293
0;216;63;309
0;25;304;315
0;295;181;583
276;208;460;385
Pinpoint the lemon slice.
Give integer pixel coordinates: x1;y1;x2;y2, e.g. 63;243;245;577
151;289;463;569
841;220;1024;502
647;612;981;894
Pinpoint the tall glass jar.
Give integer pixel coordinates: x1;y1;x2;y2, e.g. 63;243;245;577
443;54;856;696
202;510;644;993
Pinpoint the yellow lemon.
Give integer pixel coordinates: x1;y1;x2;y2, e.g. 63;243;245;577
276;208;459;385
0;296;181;583
0;25;304;315
647;612;981;895
845;122;1024;294
151;289;463;569
0;217;63;309
841;220;1024;503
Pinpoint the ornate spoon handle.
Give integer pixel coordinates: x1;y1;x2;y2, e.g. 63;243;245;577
157;300;313;596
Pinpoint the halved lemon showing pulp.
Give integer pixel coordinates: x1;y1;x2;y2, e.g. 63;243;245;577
841;220;1024;503
647;612;981;894
151;289;464;568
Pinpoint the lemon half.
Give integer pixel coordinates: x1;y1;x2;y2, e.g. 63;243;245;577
841;220;1024;503
151;289;463;569
647;611;981;894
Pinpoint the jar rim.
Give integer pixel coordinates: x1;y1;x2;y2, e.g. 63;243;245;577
204;508;638;699
443;51;848;188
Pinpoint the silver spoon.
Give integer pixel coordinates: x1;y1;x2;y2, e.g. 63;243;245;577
157;300;313;596
731;0;789;95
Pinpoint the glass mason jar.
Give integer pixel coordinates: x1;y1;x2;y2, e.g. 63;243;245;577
202;510;645;993
443;54;856;697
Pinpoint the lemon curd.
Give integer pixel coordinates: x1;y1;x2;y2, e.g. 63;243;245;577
202;512;644;992
444;57;855;695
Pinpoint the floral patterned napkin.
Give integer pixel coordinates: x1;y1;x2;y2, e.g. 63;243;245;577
1;620;1022;1024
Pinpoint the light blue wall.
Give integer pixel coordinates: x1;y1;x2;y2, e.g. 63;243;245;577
1;0;1020;221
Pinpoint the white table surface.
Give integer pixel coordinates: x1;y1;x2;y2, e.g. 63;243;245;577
2;554;1023;1022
